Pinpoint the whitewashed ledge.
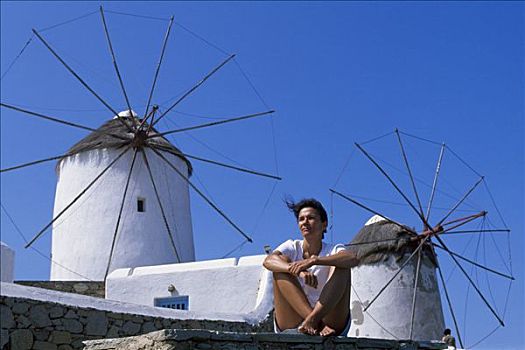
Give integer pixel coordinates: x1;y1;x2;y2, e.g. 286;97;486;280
84;329;449;350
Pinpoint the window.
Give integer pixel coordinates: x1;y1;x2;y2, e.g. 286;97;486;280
137;198;145;212
154;296;189;310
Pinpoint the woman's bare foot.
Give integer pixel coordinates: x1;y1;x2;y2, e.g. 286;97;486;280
319;324;336;337
298;315;320;335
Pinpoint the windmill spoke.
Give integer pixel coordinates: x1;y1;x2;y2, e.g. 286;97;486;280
24;146;130;249
1;103;126;141
437;265;464;349
151;54;236;128
432;243;514;280
151;144;281;180
1;152;82;173
31;29;133;133
150;146;253;242
438;212;488;237
143;16;174;121
395;129;425;224
409;249;422;340
433;234;504;326
329;189;415;233
441;229;510;235
99;6;134;124
436;176;484;227
104;148;139;279
442;211;486;227
141;148;181;263
355;142;431;229
151;110;275;138
425;143;445;222
363;235;430;312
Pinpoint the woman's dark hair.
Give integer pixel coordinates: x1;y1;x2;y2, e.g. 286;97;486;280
285;197;328;234
443;328;451;335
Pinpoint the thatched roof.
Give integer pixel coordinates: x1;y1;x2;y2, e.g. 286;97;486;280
58;117;192;175
348;219;436;266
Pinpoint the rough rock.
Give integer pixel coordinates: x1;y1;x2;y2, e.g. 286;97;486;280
33;340;58;350
30;305;53;327
50;331;71;344
85;311;108;336
9;329;33;349
122;320;141;335
12;302;30;314
0;329;8;348
0;304;15;329
64;310;78;319
62;319;83;333
49;306;65;319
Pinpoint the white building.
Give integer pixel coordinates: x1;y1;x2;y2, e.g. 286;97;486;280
1;241;15;283
50;112;195;281
348;216;445;340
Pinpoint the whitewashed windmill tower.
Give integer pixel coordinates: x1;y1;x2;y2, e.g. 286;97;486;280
50;110;195;281
347;216;445;340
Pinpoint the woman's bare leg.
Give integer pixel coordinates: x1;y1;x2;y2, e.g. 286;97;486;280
299;267;351;336
273;272;313;331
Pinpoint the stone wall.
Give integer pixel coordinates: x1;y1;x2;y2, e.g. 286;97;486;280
0;295;272;350
14;282;105;299
83;329;449;350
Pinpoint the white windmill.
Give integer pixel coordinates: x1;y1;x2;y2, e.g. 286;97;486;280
1;7;279;282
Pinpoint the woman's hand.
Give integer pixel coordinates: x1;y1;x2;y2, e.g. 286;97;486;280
288;255;318;275
299;271;318;288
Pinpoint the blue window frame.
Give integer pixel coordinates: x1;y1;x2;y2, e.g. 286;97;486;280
154;296;189;310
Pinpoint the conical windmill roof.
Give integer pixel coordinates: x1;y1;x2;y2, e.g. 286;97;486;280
59;115;193;175
349;217;437;266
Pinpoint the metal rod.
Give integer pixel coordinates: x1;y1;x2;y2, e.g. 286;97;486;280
433;234;504;326
104;148;139;279
24;146;130;248
152;144;281;180
432;243;514;280
395;129;425;224
0;103;129;141
145;105;160;134
440;229;510;235
151;110;275;138
363;235;430;312
409;249;422;340
31;29;133;133
141;149;181;262
437;265;464;349
1;153;74;173
441;211;486;233
425;143;445;222
143;16;174;120
436;176;484;227
442;211;486;227
100;6;134;123
355;142;431;229
151;54;236;128
150;146;253;242
329;188;415;234
138;104;159;131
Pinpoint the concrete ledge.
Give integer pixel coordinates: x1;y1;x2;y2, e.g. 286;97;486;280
84;329;449;350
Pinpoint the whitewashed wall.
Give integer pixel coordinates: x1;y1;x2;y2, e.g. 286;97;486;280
349;254;445;341
51;147;195;281
106;255;273;319
1;241;15;282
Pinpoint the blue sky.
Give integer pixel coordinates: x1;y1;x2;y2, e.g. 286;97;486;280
1;2;523;349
